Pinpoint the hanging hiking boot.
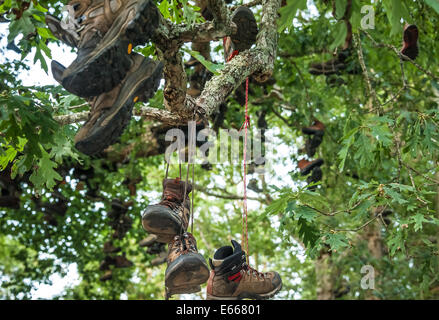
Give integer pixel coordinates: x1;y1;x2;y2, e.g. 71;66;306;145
401;24;419;60
60;0;160;98
247;178;263;193
206;240;282;300
298;159;324;176
52;52;163;156
45;14;79;48
142;178;192;244
139;234;158;247
147;242;165;255
306;166;323;191
302;120;325;136
151;250;167;266
165;232;209;299
224;6;258;61
99;255;116;271
305;135;323;158
114;254;133;268
100;270;113;281
103;241;121;254
309;49;351;76
0;195;20;209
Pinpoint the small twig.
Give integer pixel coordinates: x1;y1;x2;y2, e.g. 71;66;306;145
353;32;381;114
333;215;379;232
303;200;363;217
403;162;439;185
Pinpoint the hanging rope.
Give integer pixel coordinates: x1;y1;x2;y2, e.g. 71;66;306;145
224;38;251;262
241;77;250;263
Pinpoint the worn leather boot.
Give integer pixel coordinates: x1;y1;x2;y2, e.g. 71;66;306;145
298;158;324;176
165;232;209;299
60;0;160;97
302;120;325;136
52;52;162;156
206;240;282;300
401;24;419;60
142;178;192;243
103;241;121;254
224;6;258;61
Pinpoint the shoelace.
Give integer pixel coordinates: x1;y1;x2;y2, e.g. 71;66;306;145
243;263;266;280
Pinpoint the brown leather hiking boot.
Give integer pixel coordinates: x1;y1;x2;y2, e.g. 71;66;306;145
306;166;323;191
206;240;282;300
142;178;192;243
224;6;258;61
298;158;324;176
308;49;360;76
165;232;209;299
100;270;113;281
60;0;160;97
401;24;419;60
114;254;133;268
302;120;325;136
103;241;121;254
52;52;163;156
139;234;158;247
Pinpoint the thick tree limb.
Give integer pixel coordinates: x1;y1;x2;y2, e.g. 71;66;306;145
55;106;184;126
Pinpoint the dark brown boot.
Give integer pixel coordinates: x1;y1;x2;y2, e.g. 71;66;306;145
206;240;282;300
142;178;192;243
100;270;113;282
103;241;121;254
224;6;258;61
302;120;325;136
401;24;419;60
298;158;324;176
60;0;160;97
139;234;158;247
165;233;209;299
114;254;133;268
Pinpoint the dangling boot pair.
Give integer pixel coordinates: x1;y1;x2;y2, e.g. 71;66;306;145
46;0;163;156
299;120;325;190
142;178;209;299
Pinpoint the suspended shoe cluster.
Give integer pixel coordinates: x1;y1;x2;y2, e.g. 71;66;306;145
100;199;133;282
46;0;163;156
43;1;282;299
299;120;325;191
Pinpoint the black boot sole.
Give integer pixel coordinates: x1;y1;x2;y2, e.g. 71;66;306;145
165;253;209;297
74;57;163;156
142;205;185;243
62;0;160;98
300;159;324;176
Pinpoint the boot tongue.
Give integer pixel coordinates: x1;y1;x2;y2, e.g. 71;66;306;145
231;240;242;253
